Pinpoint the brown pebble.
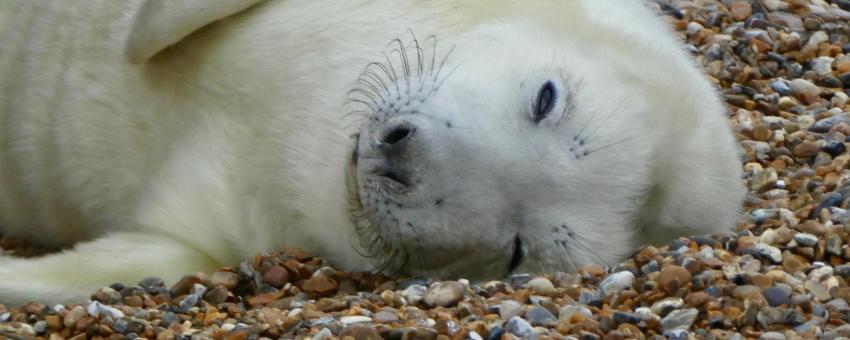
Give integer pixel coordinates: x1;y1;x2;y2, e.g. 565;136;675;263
800;220;826;236
783;254;808;274
170;273;206;296
750;274;774;289
657;265;692;294
262;265;290;288
302;272;339;296
730;0;752;21
341;324;382;340
684;291;712;307
794;142;821;158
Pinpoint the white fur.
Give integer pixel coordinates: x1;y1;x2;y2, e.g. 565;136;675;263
0;0;744;305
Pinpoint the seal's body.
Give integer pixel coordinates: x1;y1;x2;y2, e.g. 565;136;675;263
0;0;744;304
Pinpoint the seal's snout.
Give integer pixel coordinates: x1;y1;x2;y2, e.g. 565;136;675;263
377;124;416;157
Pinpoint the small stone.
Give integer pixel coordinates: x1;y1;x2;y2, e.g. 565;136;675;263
651;298;684;316
303;272;339;296
660;308;698;332
788;79;820;98
751;168;778;192
794;233;818;247
794;142;821;158
658;265;692;294
178;283;207;312
612;311;642;325
559;305;593;321
505;316;533;338
340;315;372;326
525;306;557;326
0;323;35;337
400;284;426;305
63;305;86;328
374;311;398;323
525;277;555;296
341;325;381;340
755;243;782;263
823;141;846;157
499;300;525;321
599;271;634;295
312;328;334;340
204;284;229;304
86;301;125;319
760;332;787;340
730;1;752;20
209;271;239;289
763;286;791;306
423;281;465;307
262;266;290;288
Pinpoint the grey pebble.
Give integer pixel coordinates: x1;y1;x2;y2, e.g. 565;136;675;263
760;331;787;340
505;316;533;337
499;300;525;321
161;312;179;327
178;283;207;312
755;242;782;263
525;306;557;326
826;298;850;312
660;308;698;332
374;311;398;323
612;311;642;325
763;286;792;306
33;320;46;334
578;289;604;307
794;233;819;247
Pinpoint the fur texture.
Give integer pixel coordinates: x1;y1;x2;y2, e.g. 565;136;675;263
0;0;744;305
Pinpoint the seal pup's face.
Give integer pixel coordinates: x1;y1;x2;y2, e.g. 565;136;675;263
347;22;655;280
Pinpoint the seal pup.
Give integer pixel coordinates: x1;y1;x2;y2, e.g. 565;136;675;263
0;0;744;304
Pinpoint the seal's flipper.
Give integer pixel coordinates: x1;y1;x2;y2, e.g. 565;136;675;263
0;232;220;305
125;0;266;63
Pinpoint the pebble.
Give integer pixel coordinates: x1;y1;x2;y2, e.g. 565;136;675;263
339;315;372;325
788;79;820;98
525;277;555;296
209;271;239;289
525;306;558;326
85;301;124;319
660;308;699;332
763;286;792;306
650;297;684;316
599;270;634;295
794;233;819;247
658;265;692;293
755;242;783;263
505;316;533;337
423;281;465;307
499;299;525;321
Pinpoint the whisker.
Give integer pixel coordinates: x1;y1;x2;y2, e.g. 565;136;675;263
585;132;653;155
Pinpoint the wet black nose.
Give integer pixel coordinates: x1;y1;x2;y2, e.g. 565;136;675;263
378;124;416;156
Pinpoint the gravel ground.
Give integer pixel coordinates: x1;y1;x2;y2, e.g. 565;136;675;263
4;0;850;339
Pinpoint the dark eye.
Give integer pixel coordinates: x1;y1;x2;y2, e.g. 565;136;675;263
533;81;556;123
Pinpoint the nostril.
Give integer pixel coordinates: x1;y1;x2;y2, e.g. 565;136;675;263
381;126;414;145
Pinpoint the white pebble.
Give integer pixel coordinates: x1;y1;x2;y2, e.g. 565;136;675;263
599;271;635;295
340;315;372;325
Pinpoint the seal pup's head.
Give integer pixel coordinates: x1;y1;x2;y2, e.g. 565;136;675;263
346;21;667;280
